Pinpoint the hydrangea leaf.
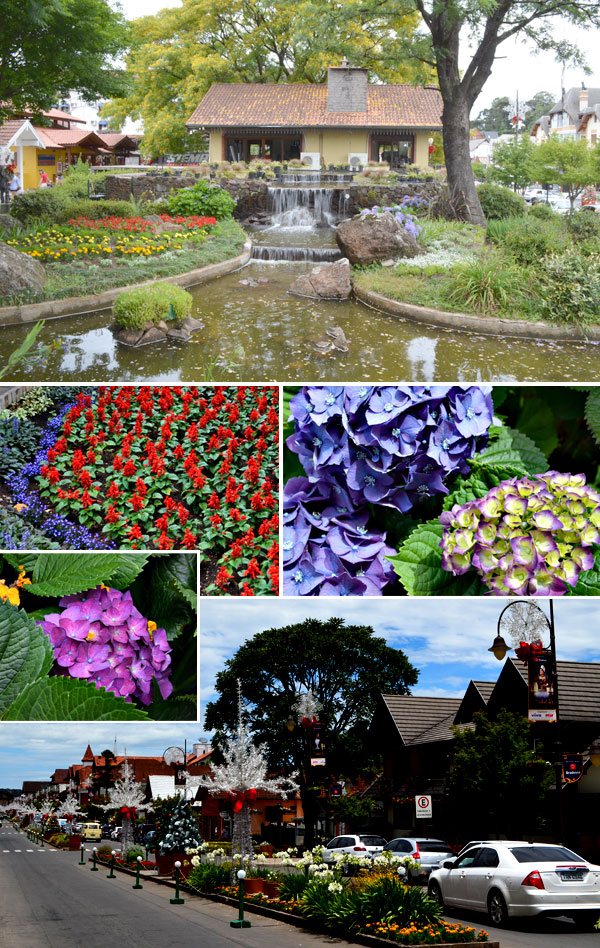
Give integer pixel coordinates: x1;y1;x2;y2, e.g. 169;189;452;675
155;553;197;610
573;554;600;596
1;677;149;720
131;557;194;639
108;554;152;591
473;425;547;476
443;472;491;511
26;553;126;597
0;602;53;713
388;522;483;596
3;553;41;574
585;389;600;448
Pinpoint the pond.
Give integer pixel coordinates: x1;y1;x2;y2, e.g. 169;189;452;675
3;184;600;382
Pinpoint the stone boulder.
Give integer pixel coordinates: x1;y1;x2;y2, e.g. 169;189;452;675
335;213;422;265
0;242;46;299
288;258;352;300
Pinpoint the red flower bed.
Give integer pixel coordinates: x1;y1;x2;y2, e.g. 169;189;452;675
37;386;279;594
67;215;217;232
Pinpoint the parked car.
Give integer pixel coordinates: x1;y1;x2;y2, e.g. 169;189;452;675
428;841;600;929
79;822;102;841
110;826;122;841
322;834;387;863
101;824;112;838
384;837;455;878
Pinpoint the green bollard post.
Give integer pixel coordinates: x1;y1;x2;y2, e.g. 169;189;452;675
230;870;251;928
107;850;116;879
132;855;143;889
90;847;98;871
169;861;185;905
79;842;86;865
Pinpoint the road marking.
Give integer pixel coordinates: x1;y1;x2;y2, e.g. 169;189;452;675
26;849;33;852
2;849;9;853
14;849;21;852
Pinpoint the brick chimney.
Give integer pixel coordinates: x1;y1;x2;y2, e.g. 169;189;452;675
580;83;589;113
327;59;368;112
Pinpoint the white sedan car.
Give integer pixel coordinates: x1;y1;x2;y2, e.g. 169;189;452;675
428;841;600;930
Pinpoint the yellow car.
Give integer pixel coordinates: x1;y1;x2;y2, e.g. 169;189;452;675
80;822;102;841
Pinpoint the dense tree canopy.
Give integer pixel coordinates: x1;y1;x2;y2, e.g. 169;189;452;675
472;92;555;135
0;0;129;122
104;0;431;156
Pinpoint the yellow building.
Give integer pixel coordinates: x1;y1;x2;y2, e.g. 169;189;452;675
186;63;443;170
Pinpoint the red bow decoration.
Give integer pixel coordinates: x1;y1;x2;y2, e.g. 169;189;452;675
515;641;545;662
120;805;137;820
231;788;257;813
300;715;319;729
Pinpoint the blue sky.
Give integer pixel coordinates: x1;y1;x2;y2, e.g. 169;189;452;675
2;598;599;789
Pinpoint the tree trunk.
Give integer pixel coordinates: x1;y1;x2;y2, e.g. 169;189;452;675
442;94;486;226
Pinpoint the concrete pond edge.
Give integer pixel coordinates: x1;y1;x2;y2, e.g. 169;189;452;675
353;284;600;344
0;242;252;327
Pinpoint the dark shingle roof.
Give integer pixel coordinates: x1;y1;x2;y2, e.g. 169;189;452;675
380;694;462;745
187;83;443;130
548;87;600;122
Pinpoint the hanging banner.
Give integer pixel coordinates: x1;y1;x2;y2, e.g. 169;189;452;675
562;754;583;783
309;724;326;766
527;648;558;723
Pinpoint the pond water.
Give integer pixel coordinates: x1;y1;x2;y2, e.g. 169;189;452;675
3;184;600;383
3;259;599;383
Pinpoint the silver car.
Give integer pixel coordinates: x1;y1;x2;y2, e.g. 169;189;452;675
384;837;455;878
322;834;387;862
428;841;600;930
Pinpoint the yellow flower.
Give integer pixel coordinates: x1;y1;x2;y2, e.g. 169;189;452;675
0;581;20;606
13;503;28;513
148;620;157;641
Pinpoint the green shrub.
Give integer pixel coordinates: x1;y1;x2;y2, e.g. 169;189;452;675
112;283;193;330
97;845;113;859
528;202;556;220
478;183;526;220
279;873;308;900
538;250;600;324
0;416;41;475
3;387;55;420
567;210;600;241
165;180;236;219
9;188;67;224
48;833;69;847
444;256;520;314
125;846;145;863
486;217;567;267
186;862;231;892
55;199;138;223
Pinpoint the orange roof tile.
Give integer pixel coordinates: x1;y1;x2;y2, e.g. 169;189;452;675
187;82;442;130
0;119;27;146
34;127;106;148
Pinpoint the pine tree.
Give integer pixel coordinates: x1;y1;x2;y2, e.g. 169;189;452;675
158;798;202;854
99;760;145;852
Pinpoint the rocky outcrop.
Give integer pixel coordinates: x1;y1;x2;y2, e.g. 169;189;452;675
0;243;46;299
288;258;351;300
336;213;422;265
113;314;204;347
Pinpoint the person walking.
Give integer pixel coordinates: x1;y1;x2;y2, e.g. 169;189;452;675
0;166;9;205
39;169;50;187
8;171;21;199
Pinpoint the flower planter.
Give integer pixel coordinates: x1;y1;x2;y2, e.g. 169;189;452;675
156;851;186;876
262;880;281;899
243;877;266;895
68;834;82;851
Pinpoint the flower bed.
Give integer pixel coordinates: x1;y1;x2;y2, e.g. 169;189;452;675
283;385;600;596
0;386;279;591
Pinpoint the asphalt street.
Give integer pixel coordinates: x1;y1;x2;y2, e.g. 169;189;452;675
1;824;599;948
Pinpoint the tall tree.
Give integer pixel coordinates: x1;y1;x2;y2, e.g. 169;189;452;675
406;1;600;223
489;137;536;191
204;617;418;848
471;96;513;134
104;0;431;156
532;137;599;211
524;91;556;128
0;0;129;122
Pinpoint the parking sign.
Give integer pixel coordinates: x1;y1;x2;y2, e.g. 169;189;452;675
415;795;432;819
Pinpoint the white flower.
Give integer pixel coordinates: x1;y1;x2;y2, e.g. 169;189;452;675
328;882;343;894
191;855;200;867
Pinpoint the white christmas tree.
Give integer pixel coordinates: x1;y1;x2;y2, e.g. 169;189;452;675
158;797;202;854
198;682;298;860
55;793;82;833
99;760;145;852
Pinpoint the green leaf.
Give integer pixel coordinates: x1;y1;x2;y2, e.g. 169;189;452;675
0;602;53;713
573;553;600;596
108;554;152;590
3;554;40;574
515;398;560;458
443;471;491;511
585;389;600;449
27;554;125;597
157;554;198;610
474;425;547;476
387;521;482;596
1;677;149;721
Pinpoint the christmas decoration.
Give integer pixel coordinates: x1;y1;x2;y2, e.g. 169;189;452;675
99;760;145;852
157;797;201;854
55;793;82;831
198;681;298;860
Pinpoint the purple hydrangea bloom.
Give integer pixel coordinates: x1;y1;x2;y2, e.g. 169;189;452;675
440;471;600;596
39;586;172;704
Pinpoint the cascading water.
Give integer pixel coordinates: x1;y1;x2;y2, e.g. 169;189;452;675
269;187;338;229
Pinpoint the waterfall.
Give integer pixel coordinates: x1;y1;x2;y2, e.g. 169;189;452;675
251;245;343;262
268;187;339;229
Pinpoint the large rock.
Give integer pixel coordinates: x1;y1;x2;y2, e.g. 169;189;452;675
0;242;46;299
335;212;422;265
289;258;352;300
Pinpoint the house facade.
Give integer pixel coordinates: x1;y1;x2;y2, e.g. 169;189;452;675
531;85;600;145
186;62;443;169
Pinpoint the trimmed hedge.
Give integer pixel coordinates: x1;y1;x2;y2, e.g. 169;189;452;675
112;282;193;330
478;183;526;220
165;180;236;219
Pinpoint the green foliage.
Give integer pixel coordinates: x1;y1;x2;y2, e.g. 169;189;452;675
125;846;145;862
112;283;193;330
279;873;308;900
443;257;519;314
531;137;598;206
0;602;53;715
0;417;41;476
0;0;128;121
25;553;127;598
448;710;553;838
488;138;535;191
388;522;482;596
0;323;46;380
477;183;526;220
0;511;61;550
472;424;548;476
48;833;69;847
528;201;556;220
567;211;600;241
300;875;442;933
1;676;149;720
165;181;236;220
9;188;66;224
186;862;231;892
53;199;138;223
538;250;600;324
486;216;567;267
585;389;600;448
3;388;54;420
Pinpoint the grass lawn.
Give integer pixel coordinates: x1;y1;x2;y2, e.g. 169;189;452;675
1;219;247;306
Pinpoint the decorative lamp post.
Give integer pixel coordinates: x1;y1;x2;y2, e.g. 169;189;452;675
230;869;251;929
91;847;98;871
132;855;143;889
107;850;117;879
78;842;86;865
169;860;185;905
